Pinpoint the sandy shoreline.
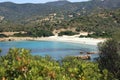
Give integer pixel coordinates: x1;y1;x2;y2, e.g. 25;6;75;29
0;35;106;45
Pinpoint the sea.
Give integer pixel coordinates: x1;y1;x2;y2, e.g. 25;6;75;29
0;41;99;60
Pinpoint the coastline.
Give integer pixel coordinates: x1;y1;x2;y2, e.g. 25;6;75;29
0;35;106;45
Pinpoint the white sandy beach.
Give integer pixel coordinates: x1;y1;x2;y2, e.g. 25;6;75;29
0;35;106;45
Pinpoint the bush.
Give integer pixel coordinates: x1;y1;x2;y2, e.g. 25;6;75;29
75;27;81;32
28;29;54;37
58;31;77;36
98;39;120;79
79;32;112;38
0;34;7;38
0;48;109;80
79;35;87;38
13;32;30;37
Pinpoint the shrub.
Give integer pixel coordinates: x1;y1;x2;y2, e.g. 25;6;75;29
58;31;77;36
98;39;120;79
0;48;109;80
0;34;7;38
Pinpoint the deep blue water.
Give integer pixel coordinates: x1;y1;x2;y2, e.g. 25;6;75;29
0;41;98;60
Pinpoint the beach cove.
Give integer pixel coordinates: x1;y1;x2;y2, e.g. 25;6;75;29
0;35;105;45
0;35;106;60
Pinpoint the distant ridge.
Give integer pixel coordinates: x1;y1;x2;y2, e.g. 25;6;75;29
0;0;120;21
46;0;70;6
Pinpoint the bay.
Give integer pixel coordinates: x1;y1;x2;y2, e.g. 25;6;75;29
0;41;98;60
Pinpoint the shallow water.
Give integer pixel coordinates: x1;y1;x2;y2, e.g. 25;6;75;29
0;41;98;60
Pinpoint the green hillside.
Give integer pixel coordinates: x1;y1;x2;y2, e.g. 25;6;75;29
0;0;120;21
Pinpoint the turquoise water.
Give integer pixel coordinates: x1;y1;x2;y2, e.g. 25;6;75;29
0;41;98;60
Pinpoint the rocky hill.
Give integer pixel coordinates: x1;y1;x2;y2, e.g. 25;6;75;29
0;0;120;22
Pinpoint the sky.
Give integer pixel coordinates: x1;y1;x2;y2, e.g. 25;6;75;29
0;0;89;3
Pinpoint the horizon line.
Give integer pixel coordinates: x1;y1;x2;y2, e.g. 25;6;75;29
0;0;89;4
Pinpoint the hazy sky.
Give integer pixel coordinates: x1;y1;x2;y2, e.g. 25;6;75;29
0;0;89;3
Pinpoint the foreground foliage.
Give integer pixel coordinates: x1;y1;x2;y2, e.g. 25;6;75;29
98;31;120;79
0;48;110;80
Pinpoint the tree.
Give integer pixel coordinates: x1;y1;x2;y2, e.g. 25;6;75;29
58;31;77;36
98;38;120;79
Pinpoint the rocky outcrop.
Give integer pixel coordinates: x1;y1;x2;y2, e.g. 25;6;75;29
87;52;96;54
0;16;4;22
80;51;97;54
75;55;91;60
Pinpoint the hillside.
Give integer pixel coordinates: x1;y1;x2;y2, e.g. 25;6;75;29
0;0;120;21
0;0;120;38
0;9;120;38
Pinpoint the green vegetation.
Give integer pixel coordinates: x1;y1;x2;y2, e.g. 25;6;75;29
0;49;1;53
0;34;7;38
112;30;120;42
0;0;120;21
88;32;111;38
98;30;120;79
80;32;111;38
27;28;54;37
58;31;77;36
0;0;120;79
72;9;120;33
12;32;29;37
0;9;120;38
0;0;120;38
13;30;54;37
0;48;111;80
0;49;1;57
